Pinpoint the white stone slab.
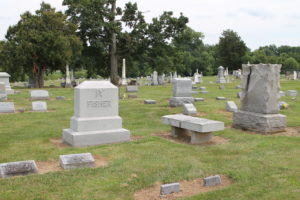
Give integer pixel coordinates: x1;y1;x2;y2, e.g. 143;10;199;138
183;104;197;115
59;153;95;170
226;101;238;112
0;102;15;113
162;114;224;133
30;90;49;100
0;160;38;178
32;101;47;112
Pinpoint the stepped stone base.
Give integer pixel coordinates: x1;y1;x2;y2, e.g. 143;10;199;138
63;128;130;147
233;110;286;134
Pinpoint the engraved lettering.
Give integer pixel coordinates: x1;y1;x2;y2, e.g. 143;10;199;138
86;101;111;108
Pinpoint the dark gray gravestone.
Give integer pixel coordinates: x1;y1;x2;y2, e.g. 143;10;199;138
0;160;38;178
203;175;221;186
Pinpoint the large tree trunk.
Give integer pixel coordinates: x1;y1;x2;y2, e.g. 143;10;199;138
32;64;45;88
110;0;119;86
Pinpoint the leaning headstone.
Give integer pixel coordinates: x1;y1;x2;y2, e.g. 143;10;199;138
203;175;221;186
0;82;7;101
194;98;204;102
0;72;14;94
226;101;238;112
0;102;15;113
160;183;180;195
144;100;156;104
59;153;95;170
169;78;194;107
32;101;47;112
0;160;38;178
216;66;226;83
287;90;298;97
30;90;49;100
216;97;226;100
63;81;130;147
183;103;197;116
126;85;138;93
233;64;286;133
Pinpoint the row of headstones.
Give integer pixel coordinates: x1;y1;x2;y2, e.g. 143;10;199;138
0;153;94;178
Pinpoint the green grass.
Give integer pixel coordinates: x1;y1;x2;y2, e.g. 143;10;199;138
0;76;300;200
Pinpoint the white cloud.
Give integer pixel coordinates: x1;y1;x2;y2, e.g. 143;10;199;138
1;0;300;50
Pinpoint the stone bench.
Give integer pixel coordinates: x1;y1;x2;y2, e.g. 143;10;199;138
161;114;224;144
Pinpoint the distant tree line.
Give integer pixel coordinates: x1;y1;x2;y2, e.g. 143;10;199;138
0;1;299;87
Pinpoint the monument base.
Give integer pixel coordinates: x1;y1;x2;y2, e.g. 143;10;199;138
169;97;194;107
233;110;286;134
63;128;130;147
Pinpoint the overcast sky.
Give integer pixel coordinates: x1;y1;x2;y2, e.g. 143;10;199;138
1;0;299;50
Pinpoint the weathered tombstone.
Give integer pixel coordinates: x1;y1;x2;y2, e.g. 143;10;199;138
158;74;165;85
219;85;225;90
63;81;130;147
287;90;298;97
194;72;200;84
30;90;49;100
233;64;286;133
226;101;238;112
126;85;138;93
0;82;7;101
144;100;156;104
216;66;226;83
183;103;197;115
279;91;285;97
65;65;72;88
216;97;226;100
160;183;180;195
0;102;15;113
203;175;221;186
59;153;95;170
0;160;38;178
169;78;194;107
0;72;14;94
152;71;158;85
293;71;297;80
121;58;127;85
32;101;47;112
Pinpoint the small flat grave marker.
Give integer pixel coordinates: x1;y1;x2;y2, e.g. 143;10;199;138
144;100;156;104
226;101;238;112
30;90;49;100
203;175;221;186
199;87;206;90
200;91;208;94
194;98;204;102
287;90;298;97
0;160;38;178
0;102;15;113
216;97;227;100
32;101;47;112
59;153;95;170
56;96;65;100
160;183;180;195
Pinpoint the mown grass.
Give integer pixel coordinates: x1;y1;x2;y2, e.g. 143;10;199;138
0;76;299;200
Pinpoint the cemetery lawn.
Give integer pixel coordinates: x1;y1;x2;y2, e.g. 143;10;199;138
0;77;300;200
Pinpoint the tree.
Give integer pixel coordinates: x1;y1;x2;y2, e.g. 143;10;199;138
217;29;248;71
2;3;82;87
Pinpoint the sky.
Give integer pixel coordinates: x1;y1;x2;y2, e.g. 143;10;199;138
0;0;300;50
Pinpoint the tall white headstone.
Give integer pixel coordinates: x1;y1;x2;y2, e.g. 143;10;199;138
121;59;127;85
65;65;72;88
152;71;158;85
293;71;297;80
63;81;130;147
0;72;14;94
216;66;226;83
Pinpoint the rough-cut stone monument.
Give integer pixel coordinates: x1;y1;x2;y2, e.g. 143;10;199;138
216;66;226;83
233;64;286;133
0;72;14;94
169;78;194;107
63;81;130;147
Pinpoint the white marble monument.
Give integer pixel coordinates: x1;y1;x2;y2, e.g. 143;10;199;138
65;65;72;88
121;59;127;85
63;81;130;147
0;72;14;94
216;66;226;83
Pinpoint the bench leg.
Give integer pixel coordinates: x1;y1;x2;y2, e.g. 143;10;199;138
171;127;189;138
191;132;213;144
